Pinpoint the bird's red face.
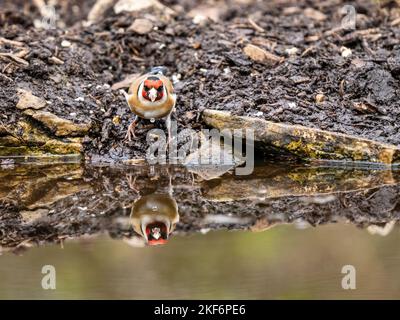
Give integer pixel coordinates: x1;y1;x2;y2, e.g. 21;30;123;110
142;76;164;102
145;221;169;246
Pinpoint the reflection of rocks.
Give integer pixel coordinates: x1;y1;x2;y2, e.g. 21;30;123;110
20;209;49;224
0;163;85;208
367;221;396;236
202;165;400;201
0;163;400;250
203;109;400;165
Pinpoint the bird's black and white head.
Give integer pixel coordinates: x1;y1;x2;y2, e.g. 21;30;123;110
139;76;166;103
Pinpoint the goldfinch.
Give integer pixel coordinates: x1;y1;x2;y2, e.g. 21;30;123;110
130;193;179;246
121;67;176;142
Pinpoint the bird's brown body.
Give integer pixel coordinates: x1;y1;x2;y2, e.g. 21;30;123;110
122;70;176;141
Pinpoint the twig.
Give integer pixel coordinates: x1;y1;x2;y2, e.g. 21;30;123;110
0;37;25;47
0;73;13;82
391;17;400;27
248;17;265;33
0;51;29;66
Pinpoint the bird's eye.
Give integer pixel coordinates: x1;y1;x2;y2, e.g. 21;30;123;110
157;86;163;92
144;86;150;91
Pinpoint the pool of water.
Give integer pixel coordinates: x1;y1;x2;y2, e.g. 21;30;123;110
0;161;400;299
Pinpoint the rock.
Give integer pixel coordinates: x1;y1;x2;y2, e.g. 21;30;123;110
285;47;299;56
202;109;400;165
128;19;154;34
315;93;325;104
61;40;71;47
48;56;64;65
112;115;121;125
304;8;327;21
23;109;91;137
351;58;366;69
352;102;379;114
49;74;63;83
0;135;22;147
341;46;352;58
20;209;49;224
87;0;115;24
16;89;46;110
291;76;310;84
43;138;83;154
114;0;153;13
114;0;174;15
243;44;283;66
0;121;83;156
188;5;221;24
283;7;301;15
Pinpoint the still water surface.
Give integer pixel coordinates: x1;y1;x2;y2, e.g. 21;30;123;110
1;224;400;299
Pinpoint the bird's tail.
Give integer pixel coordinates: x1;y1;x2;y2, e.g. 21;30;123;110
149;66;168;75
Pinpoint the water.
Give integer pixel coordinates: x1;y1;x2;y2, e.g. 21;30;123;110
1;161;400;299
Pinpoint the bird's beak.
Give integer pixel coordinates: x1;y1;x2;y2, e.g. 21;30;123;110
148;88;157;102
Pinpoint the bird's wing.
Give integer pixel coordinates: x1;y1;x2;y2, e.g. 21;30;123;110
127;74;147;109
159;75;176;113
128;74;147;95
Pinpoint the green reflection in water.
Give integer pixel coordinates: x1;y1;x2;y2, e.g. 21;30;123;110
1;223;400;299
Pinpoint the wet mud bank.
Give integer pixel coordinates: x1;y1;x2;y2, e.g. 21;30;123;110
1;0;400;163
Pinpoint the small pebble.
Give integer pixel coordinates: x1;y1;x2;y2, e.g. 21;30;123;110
172;73;181;83
193;15;207;25
128;18;154;34
61;40;71;48
113;116;121;125
341;46;352;58
223;67;231;75
285;47;299;56
315;93;325;104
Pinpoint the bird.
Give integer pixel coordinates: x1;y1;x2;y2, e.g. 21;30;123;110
130;193;179;246
121;66;176;142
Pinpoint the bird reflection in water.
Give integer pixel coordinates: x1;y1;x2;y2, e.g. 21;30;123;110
130;193;179;245
127;172;179;246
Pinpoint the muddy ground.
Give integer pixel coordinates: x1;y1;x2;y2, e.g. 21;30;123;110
1;0;400;162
